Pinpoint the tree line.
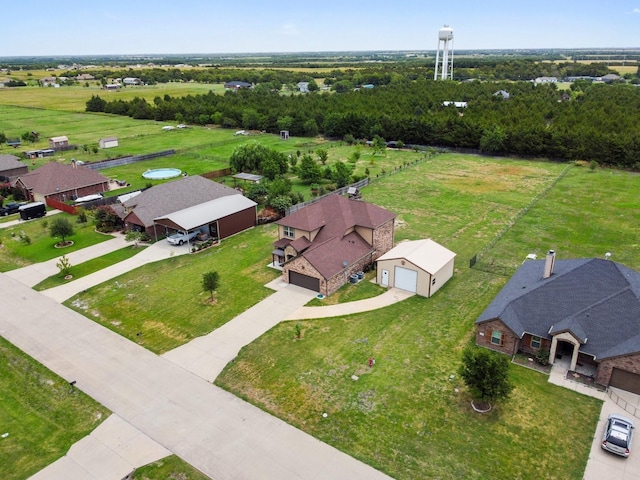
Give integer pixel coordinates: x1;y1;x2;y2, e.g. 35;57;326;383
86;76;640;169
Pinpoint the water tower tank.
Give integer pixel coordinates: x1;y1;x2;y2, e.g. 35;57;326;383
438;25;454;41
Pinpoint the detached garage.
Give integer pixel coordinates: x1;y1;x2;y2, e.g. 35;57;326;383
376;239;456;297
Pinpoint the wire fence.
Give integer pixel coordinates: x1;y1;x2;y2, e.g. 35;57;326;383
607;388;640;419
469;162;574;269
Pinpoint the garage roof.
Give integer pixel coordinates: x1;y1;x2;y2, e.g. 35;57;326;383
154;195;257;231
377;239;456;274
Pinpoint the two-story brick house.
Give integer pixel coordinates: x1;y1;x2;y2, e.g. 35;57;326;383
272;194;395;296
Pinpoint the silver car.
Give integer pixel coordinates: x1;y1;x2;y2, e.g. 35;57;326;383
601;414;634;457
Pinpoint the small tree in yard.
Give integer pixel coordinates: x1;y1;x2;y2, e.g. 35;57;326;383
202;271;219;303
50;217;74;245
56;255;72;277
458;346;513;411
125;230;145;247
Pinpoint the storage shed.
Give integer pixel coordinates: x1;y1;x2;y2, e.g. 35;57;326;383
376;239;456;297
99;137;118;149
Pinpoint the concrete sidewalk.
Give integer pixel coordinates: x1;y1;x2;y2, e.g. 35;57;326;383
30;414;171;480
5;233;129;288
40;240;191;302
1;273;393;480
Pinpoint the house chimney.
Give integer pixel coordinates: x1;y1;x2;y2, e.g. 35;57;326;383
543;250;555;279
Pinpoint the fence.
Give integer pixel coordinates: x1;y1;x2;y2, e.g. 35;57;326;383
469;163;574;269
83;150;176;170
201;168;232;180
285;177;370;215
607;388;640;419
46;197;77;215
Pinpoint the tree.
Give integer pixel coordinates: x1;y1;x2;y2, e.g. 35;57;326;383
202;271;219;302
371;135;386;156
86;95;106;112
316;148;329;165
50;217;74;244
332;161;353;188
458;346;513;410
298;154;322;184
125;230;145;247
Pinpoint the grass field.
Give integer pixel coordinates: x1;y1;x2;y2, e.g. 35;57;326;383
0;213;114;271
2;82;638;479
0;336;110;480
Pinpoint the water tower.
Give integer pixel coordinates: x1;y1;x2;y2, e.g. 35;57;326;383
434;25;454;80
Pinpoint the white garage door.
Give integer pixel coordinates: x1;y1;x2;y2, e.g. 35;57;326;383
394;266;418;293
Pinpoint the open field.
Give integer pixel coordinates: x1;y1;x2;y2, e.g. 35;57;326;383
0;82;221;112
0;336;110;480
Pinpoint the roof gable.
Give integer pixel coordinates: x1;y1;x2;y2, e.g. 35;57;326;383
124;175;239;227
16;162;108;196
476;258;640;359
377;239;456;274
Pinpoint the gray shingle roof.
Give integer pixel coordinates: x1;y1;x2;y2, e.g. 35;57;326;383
476;258;640;360
123;175;239;228
0;154;23;170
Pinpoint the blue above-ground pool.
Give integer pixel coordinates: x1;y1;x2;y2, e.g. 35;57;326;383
142;168;182;180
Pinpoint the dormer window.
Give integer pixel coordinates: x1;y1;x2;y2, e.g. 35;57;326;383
283;226;295;238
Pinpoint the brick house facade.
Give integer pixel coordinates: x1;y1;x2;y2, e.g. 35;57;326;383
475;254;640;395
273;194;396;296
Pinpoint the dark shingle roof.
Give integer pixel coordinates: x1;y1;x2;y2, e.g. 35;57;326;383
476;258;640;360
0;154;23;170
123;175;239;228
16;162;108;196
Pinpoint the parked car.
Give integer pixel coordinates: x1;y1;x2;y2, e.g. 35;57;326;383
166;230;199;246
1;202;22;216
602;414;634;457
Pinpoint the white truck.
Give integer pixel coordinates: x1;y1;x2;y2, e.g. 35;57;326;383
166;230;199;246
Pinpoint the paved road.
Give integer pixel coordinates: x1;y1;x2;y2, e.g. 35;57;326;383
0;273;392;480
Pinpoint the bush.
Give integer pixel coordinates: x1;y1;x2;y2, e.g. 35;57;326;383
535;348;550;366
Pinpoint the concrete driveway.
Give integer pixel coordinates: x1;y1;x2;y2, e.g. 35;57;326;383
1;273;392;480
584;389;640;480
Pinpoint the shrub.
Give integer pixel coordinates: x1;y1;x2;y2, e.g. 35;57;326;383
535;348;550;366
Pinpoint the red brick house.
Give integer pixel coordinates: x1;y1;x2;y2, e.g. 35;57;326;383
272;194;395;296
13;162;109;203
475;251;640;395
0;154;28;181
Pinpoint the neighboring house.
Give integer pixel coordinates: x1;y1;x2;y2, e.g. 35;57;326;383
224;81;252;90
600;73;622;83
272;194;396;295
297;82;309;93
120;175;256;241
13;162;109;203
99;137;118;149
376;239;456;297
49;136;69;149
76;73;95;81
40;76;58;87
0;154;28;181
475;251;640;395
104;84;121;90
493;90;510;100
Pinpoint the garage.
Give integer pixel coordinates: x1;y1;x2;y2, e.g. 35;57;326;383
394;266;418;293
609;368;640;395
289;271;320;292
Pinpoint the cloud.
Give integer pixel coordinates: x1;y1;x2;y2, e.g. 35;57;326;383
633;8;640;14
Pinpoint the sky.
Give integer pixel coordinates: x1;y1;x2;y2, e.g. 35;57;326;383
3;0;640;57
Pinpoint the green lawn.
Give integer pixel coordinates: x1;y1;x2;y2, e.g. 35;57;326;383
64;225;281;354
33;245;145;291
0;214;114;271
0;337;110;480
131;455;210;480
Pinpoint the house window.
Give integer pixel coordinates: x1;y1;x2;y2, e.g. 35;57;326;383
490;330;503;346
283;226;294;238
530;335;542;349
